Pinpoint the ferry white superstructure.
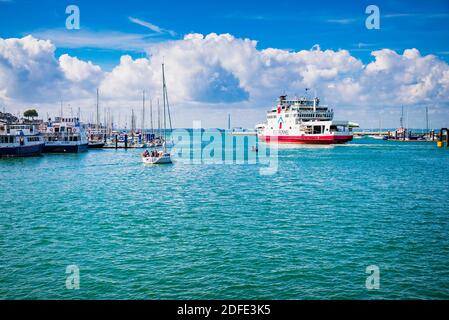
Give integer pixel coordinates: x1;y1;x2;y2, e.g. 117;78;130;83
256;95;358;144
42;117;88;153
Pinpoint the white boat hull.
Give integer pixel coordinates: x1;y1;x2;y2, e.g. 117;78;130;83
142;154;172;165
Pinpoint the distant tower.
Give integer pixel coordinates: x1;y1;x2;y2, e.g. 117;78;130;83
228;113;231;130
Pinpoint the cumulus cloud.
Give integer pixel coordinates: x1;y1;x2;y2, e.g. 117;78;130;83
0;35;103;104
0;35;63;102
364;48;449;105
59;54;102;83
1;33;449;128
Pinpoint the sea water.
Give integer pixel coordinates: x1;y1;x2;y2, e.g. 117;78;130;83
1;137;448;299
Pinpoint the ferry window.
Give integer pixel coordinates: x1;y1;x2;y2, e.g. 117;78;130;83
73;136;78;141
313;126;322;134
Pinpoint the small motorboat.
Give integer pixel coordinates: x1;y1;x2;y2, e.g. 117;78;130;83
368;135;384;140
88;141;105;149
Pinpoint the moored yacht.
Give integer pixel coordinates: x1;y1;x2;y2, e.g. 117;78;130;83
87;126;106;149
43;117;88;153
0;121;45;157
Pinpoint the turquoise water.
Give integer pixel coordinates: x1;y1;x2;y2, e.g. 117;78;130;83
1;137;449;299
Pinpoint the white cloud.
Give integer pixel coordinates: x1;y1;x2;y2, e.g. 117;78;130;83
129;17;176;37
364;48;449;104
326;18;358;24
59;54;102;83
0;35;102;104
31;28;160;51
0;35;63;102
100;55;156;98
1;33;449;128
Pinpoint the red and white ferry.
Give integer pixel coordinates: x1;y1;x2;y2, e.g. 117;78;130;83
256;94;358;144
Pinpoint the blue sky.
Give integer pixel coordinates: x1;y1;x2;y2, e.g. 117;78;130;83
1;0;449;69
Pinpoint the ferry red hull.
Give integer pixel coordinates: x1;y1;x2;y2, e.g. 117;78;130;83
259;135;353;144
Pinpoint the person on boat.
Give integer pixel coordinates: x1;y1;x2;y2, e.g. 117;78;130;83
143;150;150;157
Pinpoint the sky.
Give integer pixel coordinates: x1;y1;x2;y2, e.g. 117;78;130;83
1;0;449;129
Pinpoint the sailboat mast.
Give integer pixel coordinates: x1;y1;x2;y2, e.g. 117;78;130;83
131;109;135;137
150;99;153;135
162;63;167;151
142;90;146;138
96;88;100;132
162;66;173;132
157;99;161;138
